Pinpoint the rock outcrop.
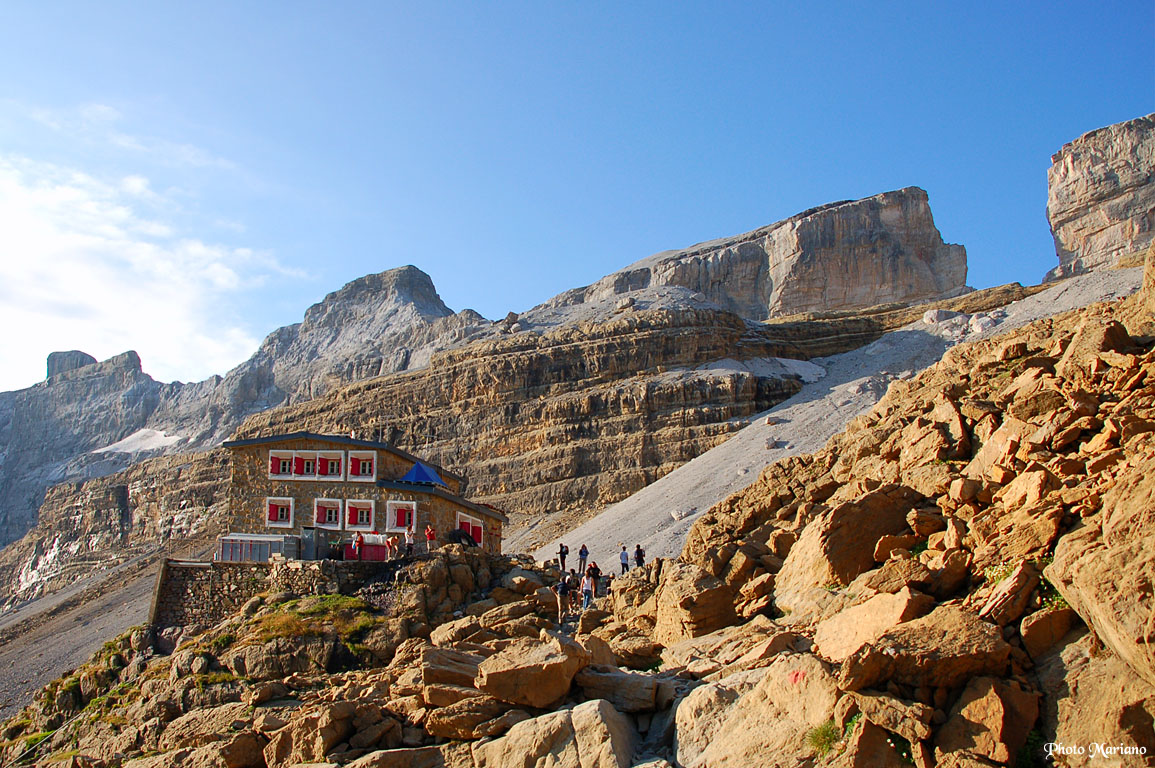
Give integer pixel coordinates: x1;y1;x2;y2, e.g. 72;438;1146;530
1046;113;1155;280
543;187;967;319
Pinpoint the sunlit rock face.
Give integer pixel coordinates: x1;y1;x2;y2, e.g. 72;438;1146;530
543;186;968;319
1046;113;1155;281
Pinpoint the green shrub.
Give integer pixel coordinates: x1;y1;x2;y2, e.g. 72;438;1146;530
805;720;840;757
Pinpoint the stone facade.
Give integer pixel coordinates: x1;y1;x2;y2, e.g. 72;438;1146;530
149;558;404;629
222;433;504;554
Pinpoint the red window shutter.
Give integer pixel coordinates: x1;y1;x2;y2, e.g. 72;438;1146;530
317;458;328;476
268;502;278;522
471;524;482;544
349;459;360;477
293;456;304;474
460;521;471;533
347;506;358;526
394;507;405;528
269;456;279;473
315;506;325;525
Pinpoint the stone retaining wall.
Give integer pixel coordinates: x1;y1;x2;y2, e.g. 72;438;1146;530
149;558;405;629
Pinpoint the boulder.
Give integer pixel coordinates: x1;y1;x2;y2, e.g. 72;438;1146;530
676;653;838;768
934;677;1040;765
424;695;527;739
471;699;635;768
262;704;356;766
158;702;252;750
474;631;589;708
1020;607;1077;660
574;665;657;712
835;720;911;768
1034;630;1155;762
653;561;737;646
813;587;935;663
838;606;1012;691
851;691;933;744
776;487;920;611
1047;451;1155;686
977;561;1039;626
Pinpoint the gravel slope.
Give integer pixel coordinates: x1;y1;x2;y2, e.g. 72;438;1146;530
528;268;1143;570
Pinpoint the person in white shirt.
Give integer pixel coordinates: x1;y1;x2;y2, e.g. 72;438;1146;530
619;545;629;574
405;526;415;557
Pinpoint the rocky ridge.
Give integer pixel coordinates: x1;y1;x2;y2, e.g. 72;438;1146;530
1046;113;1155;280
2;249;1152;768
541;187;967;320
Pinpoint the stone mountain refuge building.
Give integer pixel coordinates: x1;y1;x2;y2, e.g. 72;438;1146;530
218;432;505;560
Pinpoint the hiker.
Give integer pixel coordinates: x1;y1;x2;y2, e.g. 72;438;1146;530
353;531;365;561
425;524;437;552
619;545;629;574
388;534;400;559
581;569;595;610
557;543;569;571
567;568;581;612
550;577;571;621
405;526;415;557
634;544;645;569
587;561;601;596
578;543;589;574
383;535;393;560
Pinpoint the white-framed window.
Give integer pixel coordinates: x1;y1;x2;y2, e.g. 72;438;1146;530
317;451;345;481
293;451;318;478
456;512;483;546
346;500;375;531
265;497;294;528
314;499;343;530
268;452;293;478
347;451;377;482
385;501;416;533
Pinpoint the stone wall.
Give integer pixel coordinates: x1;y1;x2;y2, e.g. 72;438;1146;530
149;558;404;629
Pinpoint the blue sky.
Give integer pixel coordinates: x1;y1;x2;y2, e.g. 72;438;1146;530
0;1;1150;391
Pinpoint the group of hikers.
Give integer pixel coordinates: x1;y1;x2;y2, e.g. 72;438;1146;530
550;541;645;619
350;523;439;560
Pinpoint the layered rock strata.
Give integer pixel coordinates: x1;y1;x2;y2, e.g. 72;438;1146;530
1046;113;1155;280
544;187;967;319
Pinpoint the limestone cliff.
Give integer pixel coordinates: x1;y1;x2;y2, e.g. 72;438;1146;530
0;351;173;545
1046;113;1155;280
0;191;972;554
540;187;967;319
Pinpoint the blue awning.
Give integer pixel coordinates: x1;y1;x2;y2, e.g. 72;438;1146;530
400;462;447;487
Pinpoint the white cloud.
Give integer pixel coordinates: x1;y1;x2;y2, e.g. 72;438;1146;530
0;155;292;391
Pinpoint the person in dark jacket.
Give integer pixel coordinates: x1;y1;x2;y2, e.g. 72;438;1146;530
634;544;645;569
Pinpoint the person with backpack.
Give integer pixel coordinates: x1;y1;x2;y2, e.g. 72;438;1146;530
634;544;645;569
550;577;571;621
557;543;569;571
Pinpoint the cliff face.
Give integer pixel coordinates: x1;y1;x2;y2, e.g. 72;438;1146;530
0;351;173;545
1046;113;1155;280
0;191;971;555
232;309;807;522
542;187;967;319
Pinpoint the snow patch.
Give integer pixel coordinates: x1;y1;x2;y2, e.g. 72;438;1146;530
93;428;184;454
